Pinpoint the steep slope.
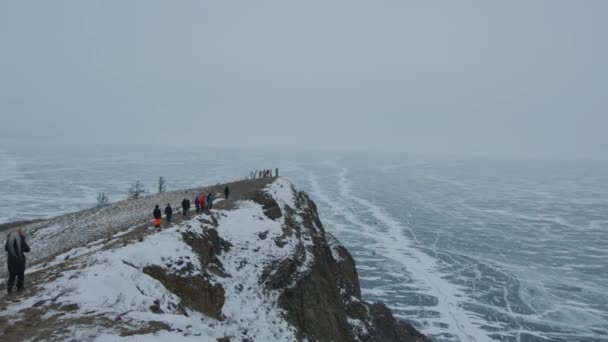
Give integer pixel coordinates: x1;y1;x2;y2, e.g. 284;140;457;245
0;178;428;341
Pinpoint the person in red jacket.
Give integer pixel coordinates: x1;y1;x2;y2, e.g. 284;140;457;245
200;194;206;213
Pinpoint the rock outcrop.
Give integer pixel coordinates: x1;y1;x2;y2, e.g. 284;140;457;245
0;178;428;341
262;184;428;342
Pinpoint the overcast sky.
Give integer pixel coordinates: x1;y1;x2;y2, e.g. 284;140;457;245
0;1;606;159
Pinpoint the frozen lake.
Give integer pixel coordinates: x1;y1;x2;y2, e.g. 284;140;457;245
1;145;607;341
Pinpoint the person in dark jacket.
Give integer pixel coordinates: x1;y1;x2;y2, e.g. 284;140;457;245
153;205;162;227
207;192;214;210
181;198;190;217
194;196;201;214
5;228;31;293
275;168;279;177
224;186;230;200
164;204;173;224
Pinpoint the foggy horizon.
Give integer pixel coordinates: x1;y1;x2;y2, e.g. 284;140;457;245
1;1;607;160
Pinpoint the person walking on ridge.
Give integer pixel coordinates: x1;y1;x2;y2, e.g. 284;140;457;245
275;168;279;177
165;203;173;224
153;205;162;227
5;227;31;293
181;198;190;217
224;186;230;200
199;193;206;213
206;192;213;210
194;195;200;214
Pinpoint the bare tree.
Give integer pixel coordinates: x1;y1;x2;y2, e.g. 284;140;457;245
128;180;147;199
158;176;166;193
96;193;109;207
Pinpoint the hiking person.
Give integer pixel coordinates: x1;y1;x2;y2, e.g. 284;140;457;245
207;192;214;210
164;203;173;224
194;195;201;214
5;228;31;293
153;205;162;227
258;170;263;178
224;186;230;200
275;168;279;177
200;193;206;213
181;198;190;217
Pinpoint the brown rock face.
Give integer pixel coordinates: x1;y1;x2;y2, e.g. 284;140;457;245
369;303;429;342
250;190;283;220
143;265;225;320
182;227;232;277
257;188;429;342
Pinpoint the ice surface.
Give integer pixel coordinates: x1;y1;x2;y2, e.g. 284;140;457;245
1;146;607;341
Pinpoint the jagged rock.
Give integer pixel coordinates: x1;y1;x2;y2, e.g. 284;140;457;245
258;230;269;240
273;236;288;248
182;226;231;277
261;186;428;342
250;191;282;220
143;265;225;320
369;303;428;342
149;300;164;314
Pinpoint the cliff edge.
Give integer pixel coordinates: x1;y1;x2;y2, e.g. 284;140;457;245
0;178;428;341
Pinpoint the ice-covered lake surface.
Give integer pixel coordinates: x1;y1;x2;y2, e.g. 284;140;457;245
1;144;607;341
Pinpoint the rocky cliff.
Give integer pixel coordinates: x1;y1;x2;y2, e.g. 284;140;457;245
0;178;428;341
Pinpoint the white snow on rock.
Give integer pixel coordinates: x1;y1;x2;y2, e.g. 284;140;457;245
266;177;297;209
212;200;299;340
1;180;308;341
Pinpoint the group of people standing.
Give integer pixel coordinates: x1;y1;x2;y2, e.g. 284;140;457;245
193;191;215;214
152;186;231;227
251;168;278;179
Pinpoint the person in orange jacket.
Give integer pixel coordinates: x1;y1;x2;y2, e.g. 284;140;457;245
153;205;162;227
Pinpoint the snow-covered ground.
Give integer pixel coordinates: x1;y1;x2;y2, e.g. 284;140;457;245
0;179;314;341
0;185;227;276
